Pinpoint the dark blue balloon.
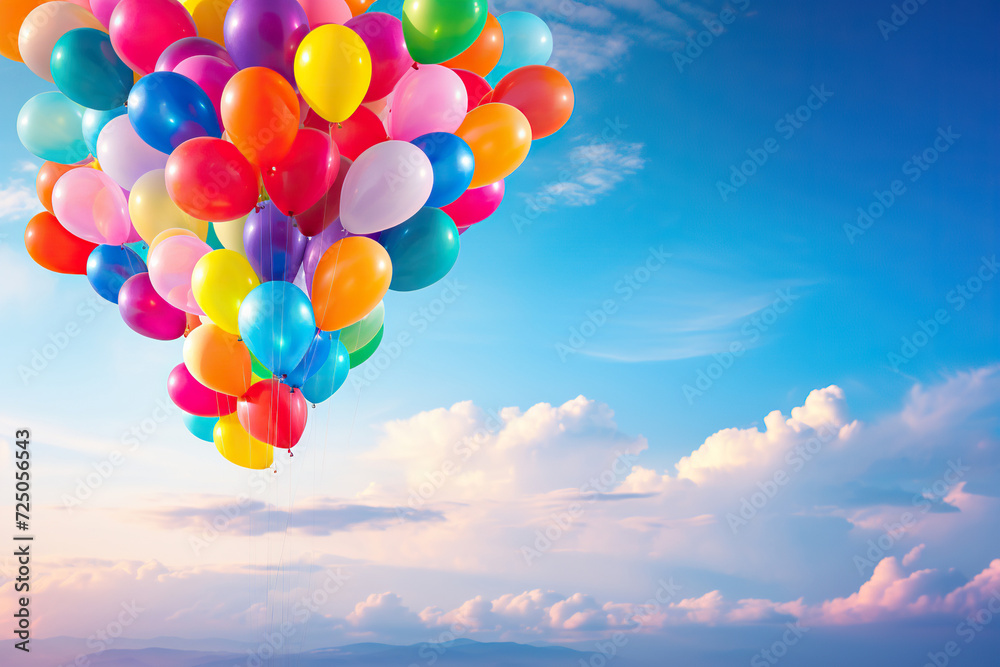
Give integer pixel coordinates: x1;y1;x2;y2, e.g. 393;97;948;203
301;340;350;404
51;28;133;111
82;106;127;157
244;201;308;282
238;281;316;377
127;72;222;154
86;245;147;304
380;207;460;292
411;132;475;207
285;329;334;388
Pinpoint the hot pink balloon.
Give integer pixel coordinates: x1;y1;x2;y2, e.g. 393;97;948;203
156;36;236;72
91;0;124;27
168;363;238;416
345;12;412;102
110;0;197;75
262;128;339;216
118;273;187;340
51;169;132;245
441;180;505;228
298;0;351;27
340;141;433;234
173;55;238;128
453;68;492;113
388;65;467;142
148;235;212;315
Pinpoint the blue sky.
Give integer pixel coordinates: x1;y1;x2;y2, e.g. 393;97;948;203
0;0;999;664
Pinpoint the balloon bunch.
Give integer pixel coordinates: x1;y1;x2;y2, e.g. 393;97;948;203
6;0;574;470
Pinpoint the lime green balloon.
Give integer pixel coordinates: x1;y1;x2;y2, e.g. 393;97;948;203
341;301;384;353
402;0;488;64
250;352;273;379
350;325;383;368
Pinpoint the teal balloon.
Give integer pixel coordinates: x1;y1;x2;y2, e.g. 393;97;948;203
82;107;127;157
302;341;351;404
367;0;403;18
380;207;460;292
183;413;218;442
206;223;226;250
17;92;89;164
51;28;133;111
238;281;316;377
350;326;383;368
126;241;149;263
487;12;553;85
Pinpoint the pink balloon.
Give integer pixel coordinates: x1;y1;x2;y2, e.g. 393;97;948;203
298;0;351;27
453;68;492;113
173;55;238;127
167;363;238;416
90;0;124;27
51;169;132;245
119;273;187;340
340;141;433;234
126;224;143;244
148;235;212;315
441;180;505;228
96;115;170;190
110;0;197;75
156;36;235;72
345;12;412;102
388;65;467;142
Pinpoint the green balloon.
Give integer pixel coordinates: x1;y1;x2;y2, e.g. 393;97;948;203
402;0;488;64
350;325;384;368
341;302;385;353
250;352;273;379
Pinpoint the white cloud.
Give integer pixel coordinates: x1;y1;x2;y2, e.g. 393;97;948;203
0;179;42;222
530;140;647;209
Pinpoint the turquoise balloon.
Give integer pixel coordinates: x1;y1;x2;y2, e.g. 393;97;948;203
367;0;403;18
206;223;226;250
302;341;351;404
51;28;133;111
238;281;316;377
82;107;127;157
183;413;218;442
379;207;460;292
17;92;89;164
487;12;553;85
126;241;149;263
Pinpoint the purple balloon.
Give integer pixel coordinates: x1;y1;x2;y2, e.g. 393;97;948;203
302;218;350;295
224;0;310;86
245;201;308;283
344;13;412;102
118;273;187;340
156;37;236;72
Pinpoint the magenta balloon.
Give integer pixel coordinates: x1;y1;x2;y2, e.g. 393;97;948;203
344;13;412;102
173;56;238;127
298;0;351;27
453;68;492;113
109;0;198;75
148;235;212;315
91;0;124;27
167;363;238;416
52;168;132;245
156;36;236;72
441;180;505;227
118;273;187;340
388;65;467;141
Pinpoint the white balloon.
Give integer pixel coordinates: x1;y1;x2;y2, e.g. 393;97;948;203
96;115;169;191
340;141;433;235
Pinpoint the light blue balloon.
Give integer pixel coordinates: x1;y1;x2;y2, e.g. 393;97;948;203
285;330;334;388
487;12;553;85
367;0;403;18
302;341;350;404
82;107;127;158
183;414;218;443
17;92;89;164
238;281;316;377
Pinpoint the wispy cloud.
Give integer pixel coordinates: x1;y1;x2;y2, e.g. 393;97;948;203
0;179;42;222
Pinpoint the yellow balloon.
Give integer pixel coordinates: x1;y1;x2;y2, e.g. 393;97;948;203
294;24;372;123
212;215;248;257
214;413;274;470
191;249;259;335
183;0;234;45
129;169;209;243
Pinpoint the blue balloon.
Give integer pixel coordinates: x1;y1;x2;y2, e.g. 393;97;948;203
244;201;308;282
301;341;350;404
183;413;218;442
82;107;127;157
411;133;475;207
367;0;403;18
86;245;147;304
238;282;316;377
285;329;334;388
487;12;553;85
380;207;460;292
127;72;221;154
17;92;89;164
51;28;133;111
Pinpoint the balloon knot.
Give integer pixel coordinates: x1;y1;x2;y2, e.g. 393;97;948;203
412;63;419;70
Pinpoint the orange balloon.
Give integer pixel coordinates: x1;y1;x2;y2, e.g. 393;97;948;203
441;13;503;77
221;67;300;166
0;0;42;62
456;103;532;188
489;65;574;140
183;323;253;397
185;312;202;338
36;161;78;214
344;0;372;16
312;236;392;332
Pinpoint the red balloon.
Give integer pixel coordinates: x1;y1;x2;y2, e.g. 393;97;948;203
294;155;352;237
488;65;575;140
237;379;308;449
165;137;260;221
453;69;492;113
118;273;187;340
263;128;340;216
328;105;389;161
167;363;238;417
24;212;98;275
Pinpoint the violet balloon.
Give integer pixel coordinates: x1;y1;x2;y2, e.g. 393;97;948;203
345;13;412;102
156;37;236;72
96;115;170;190
223;0;310;86
119;273;187;340
302;218;349;294
441;179;505;227
244;202;308;282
